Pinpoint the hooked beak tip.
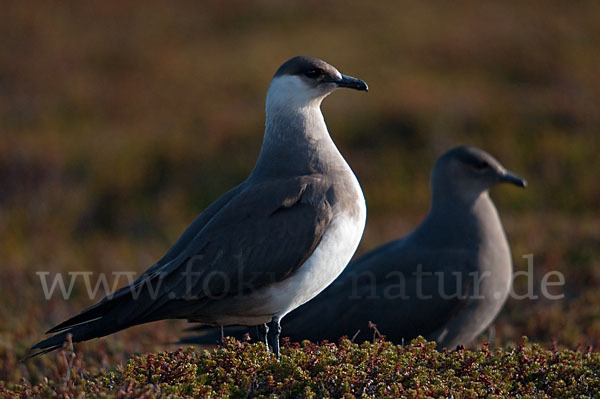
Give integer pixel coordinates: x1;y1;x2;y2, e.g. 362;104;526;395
336;74;368;92
501;171;527;188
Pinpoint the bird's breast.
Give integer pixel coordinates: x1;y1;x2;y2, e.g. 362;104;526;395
270;205;366;318
252;170;366;320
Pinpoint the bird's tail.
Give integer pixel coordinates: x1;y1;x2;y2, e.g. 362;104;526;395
25;273;176;360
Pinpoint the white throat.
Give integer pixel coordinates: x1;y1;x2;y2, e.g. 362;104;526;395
264;75;335;144
266;74;339;110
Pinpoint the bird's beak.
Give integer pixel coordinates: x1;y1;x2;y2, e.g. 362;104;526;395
335;74;368;92
500;170;527;188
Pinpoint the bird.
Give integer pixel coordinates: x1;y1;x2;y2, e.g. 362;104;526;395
27;56;368;359
180;146;526;349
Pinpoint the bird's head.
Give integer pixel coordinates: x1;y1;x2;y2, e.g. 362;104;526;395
431;146;527;201
266;56;368;111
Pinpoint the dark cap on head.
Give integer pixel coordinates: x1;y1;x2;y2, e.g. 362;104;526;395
435;146;527;189
273;56;368;92
445;146;502;171
274;56;339;78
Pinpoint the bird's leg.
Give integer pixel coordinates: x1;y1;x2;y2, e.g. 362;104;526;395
257;323;269;353
487;325;496;345
267;318;281;359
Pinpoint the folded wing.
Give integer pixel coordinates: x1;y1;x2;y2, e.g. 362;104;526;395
28;176;333;357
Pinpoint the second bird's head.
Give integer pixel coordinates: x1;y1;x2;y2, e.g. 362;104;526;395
431;146;527;202
267;56;368;110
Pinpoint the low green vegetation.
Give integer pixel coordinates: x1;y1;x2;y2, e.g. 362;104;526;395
2;338;599;398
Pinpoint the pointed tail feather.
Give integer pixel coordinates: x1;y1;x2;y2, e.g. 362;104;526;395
46;273;164;334
27;316;140;359
27;274;176;358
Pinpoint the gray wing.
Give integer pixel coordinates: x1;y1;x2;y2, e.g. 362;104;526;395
143;183;247;277
29;176;333;356
157;176;333;304
36;182;247;335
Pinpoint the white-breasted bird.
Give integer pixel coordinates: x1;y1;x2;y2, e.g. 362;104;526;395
29;56;368;359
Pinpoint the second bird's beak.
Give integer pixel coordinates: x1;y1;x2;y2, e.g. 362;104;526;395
335;74;368;92
500;170;527;188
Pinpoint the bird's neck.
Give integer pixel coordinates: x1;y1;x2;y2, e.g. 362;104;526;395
251;102;345;178
416;191;505;249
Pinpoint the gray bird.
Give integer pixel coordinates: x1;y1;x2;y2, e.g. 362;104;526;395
181;146;526;349
28;56;368;359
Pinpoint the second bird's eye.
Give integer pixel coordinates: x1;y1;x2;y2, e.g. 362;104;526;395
472;160;489;171
304;69;321;78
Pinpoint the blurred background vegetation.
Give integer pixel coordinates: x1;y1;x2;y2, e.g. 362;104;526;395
1;0;599;384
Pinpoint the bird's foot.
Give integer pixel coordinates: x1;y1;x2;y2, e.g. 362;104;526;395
258;323;269;354
267;318;281;359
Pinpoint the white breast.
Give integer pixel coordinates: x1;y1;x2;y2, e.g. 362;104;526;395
208;174;366;326
271;207;366;318
265;170;367;319
203;209;366;326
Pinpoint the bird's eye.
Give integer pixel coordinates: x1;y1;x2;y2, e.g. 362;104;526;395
471;160;489;172
303;69;321;79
